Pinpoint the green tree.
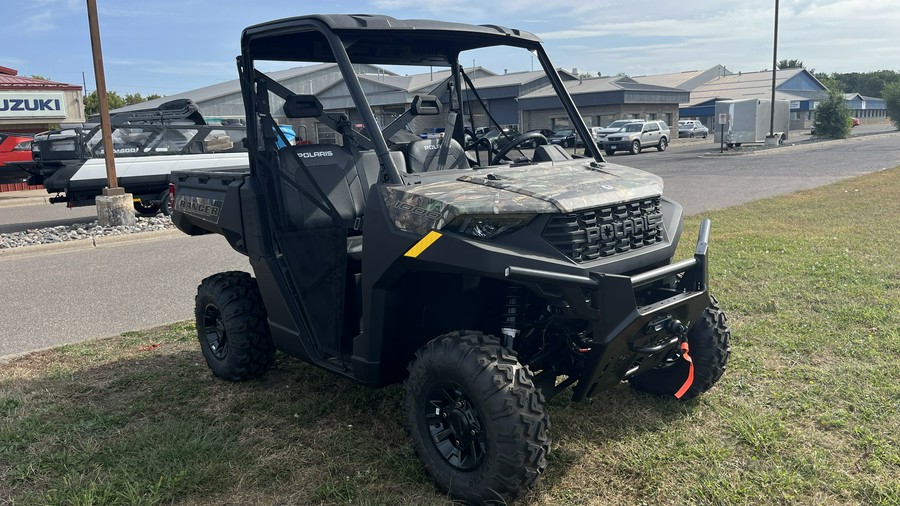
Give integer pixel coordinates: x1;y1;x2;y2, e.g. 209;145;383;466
83;91;162;117
777;59;803;69
817;70;900;97
883;82;900;130
812;82;853;139
83;90;126;117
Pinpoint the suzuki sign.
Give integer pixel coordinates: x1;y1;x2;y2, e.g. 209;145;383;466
0;91;67;119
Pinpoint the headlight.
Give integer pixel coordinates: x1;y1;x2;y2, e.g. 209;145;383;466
443;214;535;240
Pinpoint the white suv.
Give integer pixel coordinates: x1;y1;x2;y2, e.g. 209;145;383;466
603;120;670;155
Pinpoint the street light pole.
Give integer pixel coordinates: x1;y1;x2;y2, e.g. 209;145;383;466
769;0;779;139
86;0;119;192
86;0;135;226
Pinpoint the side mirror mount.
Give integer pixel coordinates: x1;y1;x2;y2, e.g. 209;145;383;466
411;95;441;116
283;94;323;119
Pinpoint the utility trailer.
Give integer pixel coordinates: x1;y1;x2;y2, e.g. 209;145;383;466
169;14;731;503
714;98;790;147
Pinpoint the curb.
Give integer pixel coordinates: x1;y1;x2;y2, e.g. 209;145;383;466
698;129;899;158
0;196;52;208
0;228;185;260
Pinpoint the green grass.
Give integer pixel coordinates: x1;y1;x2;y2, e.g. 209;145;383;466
2;168;899;505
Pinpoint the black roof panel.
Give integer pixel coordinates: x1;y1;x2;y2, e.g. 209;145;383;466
241;14;542;66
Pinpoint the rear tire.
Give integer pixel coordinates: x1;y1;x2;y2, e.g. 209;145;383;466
195;271;274;381
657;137;668;152
159;188;174;216
134;200;160;216
629;295;731;401
404;331;550;504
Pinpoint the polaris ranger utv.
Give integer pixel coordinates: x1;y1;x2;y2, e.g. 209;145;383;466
170;14;730;503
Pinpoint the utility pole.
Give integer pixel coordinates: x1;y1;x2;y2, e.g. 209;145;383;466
86;0;135;226
767;0;780;145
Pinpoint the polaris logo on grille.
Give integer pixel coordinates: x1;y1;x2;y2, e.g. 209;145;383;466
597;214;661;241
543;198;664;263
298;150;333;158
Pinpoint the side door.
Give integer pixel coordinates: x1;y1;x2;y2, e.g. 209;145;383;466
642;122;660;147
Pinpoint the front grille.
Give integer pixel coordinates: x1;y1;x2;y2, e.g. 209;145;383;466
543;197;664;263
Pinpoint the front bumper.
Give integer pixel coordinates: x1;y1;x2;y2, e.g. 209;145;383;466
603;137;636;150
505;219;712;401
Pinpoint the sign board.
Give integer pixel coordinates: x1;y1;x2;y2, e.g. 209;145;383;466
789;101;800;110
718;113;727;125
0;91;67;119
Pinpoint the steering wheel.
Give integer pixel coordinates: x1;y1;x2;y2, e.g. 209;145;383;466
464;136;491;152
490;131;549;165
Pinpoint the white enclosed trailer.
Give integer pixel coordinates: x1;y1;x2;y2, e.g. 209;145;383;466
714;98;790;146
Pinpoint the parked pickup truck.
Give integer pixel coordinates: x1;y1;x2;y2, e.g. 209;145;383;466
169;13;731;504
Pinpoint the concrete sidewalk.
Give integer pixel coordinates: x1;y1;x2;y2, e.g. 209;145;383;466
0;189;52;208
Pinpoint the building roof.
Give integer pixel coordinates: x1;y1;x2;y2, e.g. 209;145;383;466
0;66;81;91
632;65;732;91
686;68;826;106
519;76;686;100
468;70;546;89
111;63;351;113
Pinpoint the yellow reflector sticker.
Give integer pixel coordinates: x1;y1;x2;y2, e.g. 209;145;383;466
404;231;442;258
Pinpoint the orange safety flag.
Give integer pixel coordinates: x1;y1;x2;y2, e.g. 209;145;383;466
674;341;695;399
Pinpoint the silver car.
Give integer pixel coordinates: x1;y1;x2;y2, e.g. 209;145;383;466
678;120;709;139
593;119;643;145
603;120;670;155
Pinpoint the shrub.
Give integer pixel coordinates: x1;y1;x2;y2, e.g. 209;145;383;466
884;82;900;130
811;86;852;139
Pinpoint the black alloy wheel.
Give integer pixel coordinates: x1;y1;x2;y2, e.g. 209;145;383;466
424;381;486;471
202;304;228;359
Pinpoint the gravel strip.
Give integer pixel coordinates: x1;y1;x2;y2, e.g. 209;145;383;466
0;215;175;249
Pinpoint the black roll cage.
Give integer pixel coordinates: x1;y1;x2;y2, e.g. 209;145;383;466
238;14;603;187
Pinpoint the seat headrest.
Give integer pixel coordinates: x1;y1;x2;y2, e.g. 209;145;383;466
406;138;467;173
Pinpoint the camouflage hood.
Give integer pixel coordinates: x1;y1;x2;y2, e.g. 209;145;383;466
382;160;664;234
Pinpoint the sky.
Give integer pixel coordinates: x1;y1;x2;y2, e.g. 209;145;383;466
3;0;899;96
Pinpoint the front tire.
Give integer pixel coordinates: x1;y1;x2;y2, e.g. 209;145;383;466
629;295;731;401
404;331;550;504
605;149;615;156
195;271;274;381
629;140;642;155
